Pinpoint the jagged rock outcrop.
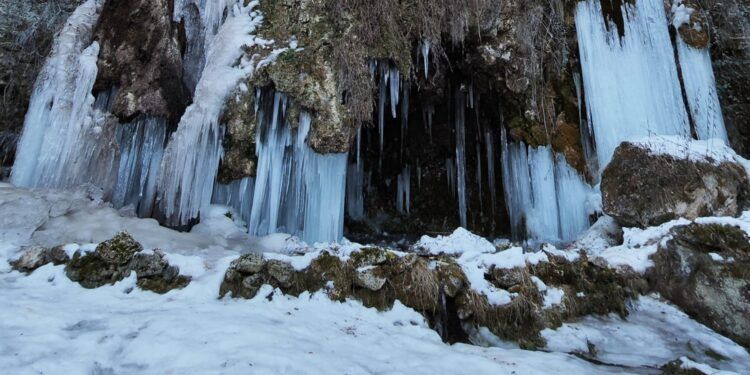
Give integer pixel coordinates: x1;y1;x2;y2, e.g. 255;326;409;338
601;142;749;228
649;222;750;348
220;247;645;347
92;0;190;124
65;232;190;293
704;1;750;158
0;0;83;166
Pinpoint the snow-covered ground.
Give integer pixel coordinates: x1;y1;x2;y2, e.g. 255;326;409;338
1;184;749;374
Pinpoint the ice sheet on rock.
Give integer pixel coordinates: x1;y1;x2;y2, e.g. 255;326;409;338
157;1;262;226
576;0;691;171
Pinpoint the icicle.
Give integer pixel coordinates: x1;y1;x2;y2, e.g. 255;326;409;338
11;0;107;189
301;124;348;243
346;161;365;221
250;96;347;243
500;128;592;243
249;92;291;236
157;2;261;226
389;66;400;119
112;117;167;217
211;177;255;227
475;139;483;211
423;104;434;144
378;62;387;161
673;33;728;141
484;129;496;214
421;40;431;79
400;83;410;158
416;160;422;190
554;154;591;241
445;158;456;197
455;89;468;229
396;166;411;215
576;0;691;171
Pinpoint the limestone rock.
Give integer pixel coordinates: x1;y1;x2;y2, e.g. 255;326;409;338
232;253;265;274
353;267;387;291
10;246;50;273
93;0;189;123
649;223;750;348
602;142;748;228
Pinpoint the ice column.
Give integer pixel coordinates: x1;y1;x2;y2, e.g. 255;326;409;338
671;2;728;142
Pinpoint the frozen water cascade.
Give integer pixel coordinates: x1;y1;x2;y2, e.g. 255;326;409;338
671;1;728;142
211;177;255;226
396;166;411;215
11;0;106;189
112;117;167;217
157;1;262;226
249;92;347;244
346;162;365;220
484;129;497;215
576;0;691;171
455;89;468;229
501;129;593;243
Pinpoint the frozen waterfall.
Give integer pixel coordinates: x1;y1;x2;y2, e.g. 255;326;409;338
249;91;347;244
576;0;691;171
157;1;262;226
11;0;105;189
501;129;593;243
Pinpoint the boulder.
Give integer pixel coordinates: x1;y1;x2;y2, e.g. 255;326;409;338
10;246;50;273
65;232;189;293
10;245;71;273
602;141;748;228
649;222;750;348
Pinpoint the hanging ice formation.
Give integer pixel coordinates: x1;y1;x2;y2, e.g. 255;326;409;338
455;88;468;229
396;166;411;215
112;117;167;217
249;91;347;244
157;1;262;226
501;129;593;243
211;177;255;226
576;0;691;171
671;1;728;142
484;129;497;215
11;0;107;189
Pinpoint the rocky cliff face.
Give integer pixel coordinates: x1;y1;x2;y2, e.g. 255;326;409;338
92;0;190;124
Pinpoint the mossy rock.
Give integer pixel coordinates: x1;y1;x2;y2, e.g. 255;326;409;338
95;232;142;265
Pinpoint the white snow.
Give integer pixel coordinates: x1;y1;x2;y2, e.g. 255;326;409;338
2;185;750;374
542;296;750;373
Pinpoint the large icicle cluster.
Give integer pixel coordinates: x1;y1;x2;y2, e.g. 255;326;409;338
501;129;593;243
11;0;106;189
576;0;691;171
157;1;262;226
576;0;730;172
249;91;347;244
